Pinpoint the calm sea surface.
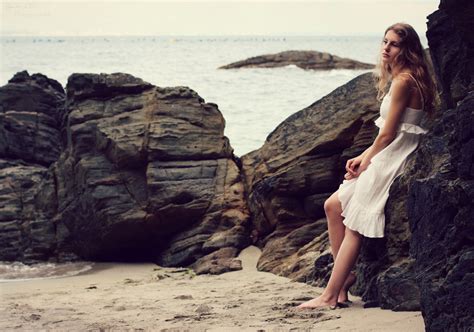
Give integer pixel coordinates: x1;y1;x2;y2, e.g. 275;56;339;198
0;35;426;280
0;35;393;156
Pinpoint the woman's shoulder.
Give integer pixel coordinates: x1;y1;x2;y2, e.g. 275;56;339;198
393;71;415;84
390;74;413;95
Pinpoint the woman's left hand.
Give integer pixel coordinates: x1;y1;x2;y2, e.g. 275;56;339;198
345;160;370;179
344;172;355;180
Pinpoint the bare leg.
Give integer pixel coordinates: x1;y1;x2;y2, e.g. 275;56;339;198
324;191;345;259
297;227;362;309
324;191;357;303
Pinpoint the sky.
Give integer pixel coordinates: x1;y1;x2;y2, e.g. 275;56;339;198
0;0;440;37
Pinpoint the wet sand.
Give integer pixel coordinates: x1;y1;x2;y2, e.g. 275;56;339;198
0;246;424;331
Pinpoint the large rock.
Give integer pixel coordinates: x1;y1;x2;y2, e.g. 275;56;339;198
241;72;380;281
56;73;251;265
220;50;373;70
406;0;474;329
0;72;251;272
0;71;65;262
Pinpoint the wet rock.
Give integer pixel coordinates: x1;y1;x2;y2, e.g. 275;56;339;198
220;50;373;71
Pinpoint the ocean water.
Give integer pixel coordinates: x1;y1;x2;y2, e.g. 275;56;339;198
0;35;388;157
0;261;94;282
0;35;426;280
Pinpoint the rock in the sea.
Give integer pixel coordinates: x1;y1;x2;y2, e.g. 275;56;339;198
241;72;380;281
0;71;65;262
219;50;374;70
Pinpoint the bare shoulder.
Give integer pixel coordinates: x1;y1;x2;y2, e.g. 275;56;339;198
391;74;412;96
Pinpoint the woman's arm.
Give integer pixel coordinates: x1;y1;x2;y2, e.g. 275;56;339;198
348;76;412;177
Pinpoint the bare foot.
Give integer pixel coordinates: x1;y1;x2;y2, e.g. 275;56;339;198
296;295;337;310
338;272;356;303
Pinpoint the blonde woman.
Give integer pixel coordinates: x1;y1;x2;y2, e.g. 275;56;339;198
298;22;437;309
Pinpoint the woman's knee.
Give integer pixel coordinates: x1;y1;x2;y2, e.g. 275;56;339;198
324;193;341;215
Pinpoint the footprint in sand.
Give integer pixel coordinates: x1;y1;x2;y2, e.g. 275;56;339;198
22;313;41;321
123;278;140;285
174;295;193;300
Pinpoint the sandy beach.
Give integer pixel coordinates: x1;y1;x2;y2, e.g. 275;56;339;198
0;246;424;331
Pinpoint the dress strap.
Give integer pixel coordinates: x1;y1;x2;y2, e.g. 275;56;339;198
399;72;425;111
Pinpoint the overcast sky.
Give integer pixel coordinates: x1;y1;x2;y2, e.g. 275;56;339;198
0;0;439;36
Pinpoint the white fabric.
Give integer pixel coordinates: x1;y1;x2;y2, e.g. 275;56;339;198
337;88;427;238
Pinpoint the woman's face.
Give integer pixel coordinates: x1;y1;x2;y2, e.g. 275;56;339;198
381;29;403;66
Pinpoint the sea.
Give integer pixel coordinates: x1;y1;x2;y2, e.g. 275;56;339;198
0;35;427;280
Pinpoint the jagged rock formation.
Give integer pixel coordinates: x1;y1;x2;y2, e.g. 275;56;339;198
0;71;251;271
219;50;373;70
407;0;474;330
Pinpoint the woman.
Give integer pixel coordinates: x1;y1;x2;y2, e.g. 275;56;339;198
297;22;437;309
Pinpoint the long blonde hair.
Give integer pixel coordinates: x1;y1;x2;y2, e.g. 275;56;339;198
373;23;437;115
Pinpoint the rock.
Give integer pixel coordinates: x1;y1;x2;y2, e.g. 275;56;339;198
376;259;420;311
192;247;242;275
426;1;473;110
55;73;250;263
1;70;65;166
257;219;329;281
241;72;380;280
404;1;474;330
219;50;374;70
0;71;65;262
66;72;153;102
195;304;213;314
0;71;251;270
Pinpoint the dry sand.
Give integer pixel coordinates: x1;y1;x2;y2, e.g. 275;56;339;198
0;246;424;331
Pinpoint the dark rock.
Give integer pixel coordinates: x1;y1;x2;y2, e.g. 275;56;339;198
66;72;153;102
0;71;251;270
404;1;474;329
220;50;374;71
0;70;65;166
407;99;474;330
55;73;249;263
0;71;65;262
426;0;474;110
376;259;420;311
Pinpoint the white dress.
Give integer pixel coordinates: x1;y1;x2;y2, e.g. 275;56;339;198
337;75;427;238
